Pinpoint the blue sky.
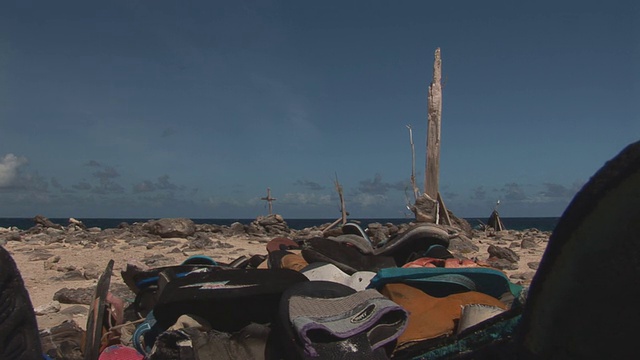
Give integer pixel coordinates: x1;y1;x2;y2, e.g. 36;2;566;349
1;0;638;219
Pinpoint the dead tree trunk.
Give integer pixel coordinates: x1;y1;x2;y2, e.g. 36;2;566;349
406;125;420;201
425;48;442;199
323;174;349;232
412;48;443;223
336;174;348;225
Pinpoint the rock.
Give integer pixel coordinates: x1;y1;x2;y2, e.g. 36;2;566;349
162;239;181;247
58;270;86;281
486;257;519;270
213;240;234;249
32;215;63;229
82;263;101;280
487;245;520;263
385;223;400;237
448;235;479;254
527;261;540;270
35;301;62;315
68;218;86;230
143;218;196;238
521;237;538;249
249;214;290;235
189;234;213;249
195;223;223;233
228;222;247;236
367;223;389;246
142;254;174;267
54;287;94;305
59;305;89;316
52;283;133;307
44;235;65;245
28;250;55;261
1;231;21;242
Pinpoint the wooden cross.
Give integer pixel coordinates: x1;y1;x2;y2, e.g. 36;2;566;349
261;188;276;215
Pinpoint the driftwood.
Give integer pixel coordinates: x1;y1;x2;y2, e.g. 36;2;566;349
322;217;344;233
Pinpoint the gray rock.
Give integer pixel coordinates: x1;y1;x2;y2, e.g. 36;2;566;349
487;258;519;270
527;261;540;270
54;287;94;305
44;235;65;245
521;237;538;249
143;218;196;238
246;223;264;236
58;270;86;281
28;250;55;261
228;222;247;236
213;240;234;249
195;223;223;233
82;263;101;280
142;254;174;267
189;234;213;249
32;215;63;229
35;301;61;315
488;245;520;263
162;239;181;247
250;214;290;235
2;231;21;242
52;283;133;306
367;223;389;247
448;235;479;254
44;256;61;270
59;305;89;316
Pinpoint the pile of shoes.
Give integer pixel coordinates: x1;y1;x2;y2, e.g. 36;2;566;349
77;222;525;359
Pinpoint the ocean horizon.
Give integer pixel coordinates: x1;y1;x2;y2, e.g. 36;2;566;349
0;216;560;232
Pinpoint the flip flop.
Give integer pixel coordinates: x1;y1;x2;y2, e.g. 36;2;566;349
381;282;507;354
83;259;114;360
153;268;308;332
278;281;408;359
371;223;455;265
300;262;376;291
301;237;397;274
370;267;522;300
266;237;301;253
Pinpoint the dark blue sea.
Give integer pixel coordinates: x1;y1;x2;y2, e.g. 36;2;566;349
0;217;559;232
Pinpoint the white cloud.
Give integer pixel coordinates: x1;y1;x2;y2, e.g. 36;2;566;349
0;154;28;187
280;192;333;206
351;193;388;207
